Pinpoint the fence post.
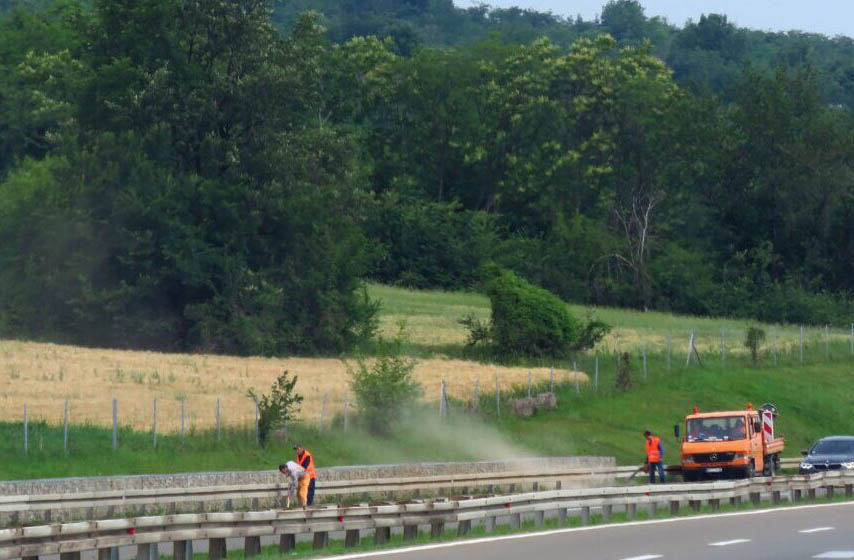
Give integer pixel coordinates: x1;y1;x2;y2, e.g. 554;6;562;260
344;391;349;432
773;328;778;365
594;356;599;392
254;400;259;444
850;323;853;355
495;372;500;416
180;399;186;443
439;378;447;420
527;370;532;398
216;397;221;440
549;366;554;393
573;361;579;395
153;397;157;449
112;398;118;451
721;328;726;364
825;324;830;360
63;399;69;453
642;345;647;381
799;325;804;364
23;404;28;454
666;336;671;371
321;392;328;430
687;331;694;366
473;379;480;411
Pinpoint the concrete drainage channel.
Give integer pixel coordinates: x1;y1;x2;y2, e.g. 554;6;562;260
2;471;852;560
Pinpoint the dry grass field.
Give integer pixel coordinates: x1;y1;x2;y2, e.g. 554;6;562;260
0;339;585;432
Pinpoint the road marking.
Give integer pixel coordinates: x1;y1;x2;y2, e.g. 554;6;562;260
801;527;835;533
620;556;662;560
709;539;750;546
814;553;854;559
319;501;854;560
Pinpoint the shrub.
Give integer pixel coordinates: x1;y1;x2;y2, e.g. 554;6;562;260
465;269;609;359
247;371;303;446
348;334;422;435
744;327;766;366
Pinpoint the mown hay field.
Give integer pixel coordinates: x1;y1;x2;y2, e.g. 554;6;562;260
0;339;584;432
369;284;853;357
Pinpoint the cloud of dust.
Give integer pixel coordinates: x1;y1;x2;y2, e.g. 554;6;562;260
394;407;535;462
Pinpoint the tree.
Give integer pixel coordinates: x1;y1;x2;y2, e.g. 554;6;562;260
348;333;421;435
248;371;304;446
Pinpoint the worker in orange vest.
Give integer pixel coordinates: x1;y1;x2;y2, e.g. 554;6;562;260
644;430;666;484
293;444;317;505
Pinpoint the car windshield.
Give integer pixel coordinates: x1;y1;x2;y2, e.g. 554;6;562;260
687;416;746;442
811;440;854;455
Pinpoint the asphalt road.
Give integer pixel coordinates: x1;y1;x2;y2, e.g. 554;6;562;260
328;502;854;560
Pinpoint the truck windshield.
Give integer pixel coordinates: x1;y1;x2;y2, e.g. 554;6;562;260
687;416;747;442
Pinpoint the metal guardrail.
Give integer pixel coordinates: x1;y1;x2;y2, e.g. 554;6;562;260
0;470;851;560
0;459;804;524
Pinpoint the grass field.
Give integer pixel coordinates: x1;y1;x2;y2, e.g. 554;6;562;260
2;283;854;479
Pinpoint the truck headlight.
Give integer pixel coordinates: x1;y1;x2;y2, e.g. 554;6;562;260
800;462;814;470
683;456;695;464
842;462;854;469
732;453;746;461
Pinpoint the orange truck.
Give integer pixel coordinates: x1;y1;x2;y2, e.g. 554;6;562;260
676;403;784;481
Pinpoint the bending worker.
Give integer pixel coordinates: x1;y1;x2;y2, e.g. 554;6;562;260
278;461;308;507
644;429;666;484
294;444;317;505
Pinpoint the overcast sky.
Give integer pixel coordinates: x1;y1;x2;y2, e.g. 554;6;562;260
453;0;854;38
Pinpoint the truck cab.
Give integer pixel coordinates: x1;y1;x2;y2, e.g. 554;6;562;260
679;403;784;481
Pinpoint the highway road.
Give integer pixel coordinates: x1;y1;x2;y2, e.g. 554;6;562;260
326;501;854;560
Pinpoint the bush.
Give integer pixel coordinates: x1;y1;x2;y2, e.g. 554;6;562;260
348;334;422;435
247;371;303;446
744;327;766;366
465;269;609;359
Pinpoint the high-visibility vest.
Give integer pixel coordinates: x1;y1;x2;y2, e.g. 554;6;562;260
298;450;316;480
646;436;661;463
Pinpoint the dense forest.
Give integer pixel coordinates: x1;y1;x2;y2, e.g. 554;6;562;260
1;0;854;355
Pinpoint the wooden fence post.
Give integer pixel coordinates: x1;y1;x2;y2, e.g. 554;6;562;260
23;404;28;454
180;398;186;443
112;398;118;451
63;399;69;453
153;397;157;449
216;397;221;441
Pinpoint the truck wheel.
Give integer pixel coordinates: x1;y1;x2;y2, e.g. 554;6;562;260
743;460;755;479
762;455;775;477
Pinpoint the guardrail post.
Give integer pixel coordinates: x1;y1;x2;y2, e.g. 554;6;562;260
136;544;157;560
808;488;817;501
580;506;590;525
402;525;417;541
60;553;81;560
627;503;636;520
793;489;802;502
845;484;853;497
314;532;330;549
690;500;700;513
485;516;497;532
430;521;445;537
669;500;679;515
650;502;658;517
772;490;781;504
555;481;562;490
209;538;227;560
173;540;192;560
602;504;612;521
825;485;835;499
710;498;720;511
534;511;544;527
458;520;472;535
750;492;761;506
532;482;539;492
510;513;521;529
729;496;741;507
244;536;261;558
558;507;567;525
96;549;113;560
279;534;295;553
346;529;361;547
374;527;389;545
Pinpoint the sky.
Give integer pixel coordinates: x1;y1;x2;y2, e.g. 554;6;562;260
453;0;854;38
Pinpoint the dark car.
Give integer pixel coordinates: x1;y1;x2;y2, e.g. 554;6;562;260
799;436;854;474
